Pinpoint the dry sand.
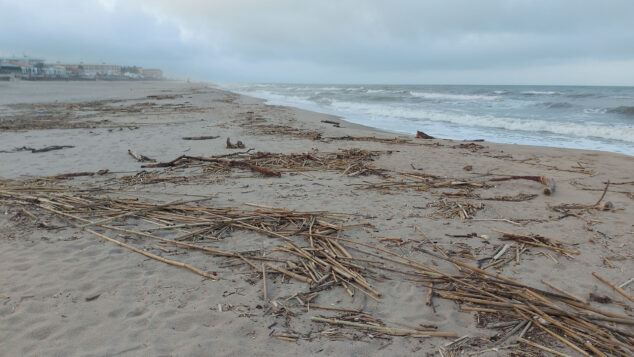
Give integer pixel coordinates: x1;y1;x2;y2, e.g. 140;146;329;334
1;80;632;356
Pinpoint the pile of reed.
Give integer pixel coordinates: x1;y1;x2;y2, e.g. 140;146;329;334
1;182;632;355
138;148;389;178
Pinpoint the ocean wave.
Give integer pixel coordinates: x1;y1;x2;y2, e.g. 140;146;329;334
607;106;634;116
584;108;607;114
307;95;332;105
522;91;561;96
316;87;344;91
329;100;634;143
409;91;499;101
566;93;594;98
541;102;573;109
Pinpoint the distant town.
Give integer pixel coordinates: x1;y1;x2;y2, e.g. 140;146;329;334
0;56;164;81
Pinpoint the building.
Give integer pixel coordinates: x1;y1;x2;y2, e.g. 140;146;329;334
0;57;45;66
141;68;163;79
59;63;122;75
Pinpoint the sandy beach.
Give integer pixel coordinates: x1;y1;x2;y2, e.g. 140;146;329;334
1;80;633;356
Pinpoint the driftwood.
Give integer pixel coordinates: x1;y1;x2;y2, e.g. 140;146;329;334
182;135;220;140
325;135;417;145
142;155;281;177
226;137;245;149
490;175;556;195
321;120;341;127
0;145;74;153
54;170;109;180
127;149;156;163
31;145;75;153
416;130;435;139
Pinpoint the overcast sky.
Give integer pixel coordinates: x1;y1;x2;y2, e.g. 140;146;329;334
1;0;633;85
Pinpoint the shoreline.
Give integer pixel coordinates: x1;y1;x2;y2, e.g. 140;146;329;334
229;86;634;159
219;82;634;157
1;80;632;356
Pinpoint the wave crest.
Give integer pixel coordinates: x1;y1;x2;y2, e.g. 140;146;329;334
608;106;634;116
409;91;499;101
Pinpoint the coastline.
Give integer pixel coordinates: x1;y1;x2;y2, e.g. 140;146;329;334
222;82;634;156
1;80;632;356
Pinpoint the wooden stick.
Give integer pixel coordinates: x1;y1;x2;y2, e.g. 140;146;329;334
489;176;555;195
262;263;268;301
541;280;587;304
310;317;457;337
593;180;610;206
265;263;312;284
127;149;155;162
425;283;434;306
517;337;572;357
592;272;634;303
83;228;218;280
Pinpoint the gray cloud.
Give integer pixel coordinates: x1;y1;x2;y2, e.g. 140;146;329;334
1;0;633;84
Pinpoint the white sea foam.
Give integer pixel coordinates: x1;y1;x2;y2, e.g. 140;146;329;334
222;82;634;155
329;100;634;143
521;90;561;95
410;91;499;101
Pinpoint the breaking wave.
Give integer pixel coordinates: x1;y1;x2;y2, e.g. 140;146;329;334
541;102;573;109
522;90;561;96
607;106;634;116
329;100;634;143
409;91;499;101
221;82;634;155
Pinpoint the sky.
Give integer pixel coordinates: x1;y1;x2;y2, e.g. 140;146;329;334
1;0;634;85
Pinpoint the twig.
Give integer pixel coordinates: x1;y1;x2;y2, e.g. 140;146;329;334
541;280;587;304
127;149;155;162
593;181;610;207
265;263;312;284
471;218;522;226
310;317;457;337
182;135;219;140
517;337;571;357
619;278;634;289
592;272;634;303
83;228;217;280
262;263;268;301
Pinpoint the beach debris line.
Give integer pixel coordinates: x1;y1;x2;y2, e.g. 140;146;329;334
146;94;183;100
324;135;420;145
361;171;490;192
142;154;282;177
137;148;388;178
53;169;109;180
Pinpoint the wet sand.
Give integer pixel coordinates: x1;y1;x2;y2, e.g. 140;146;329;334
1;80;632;356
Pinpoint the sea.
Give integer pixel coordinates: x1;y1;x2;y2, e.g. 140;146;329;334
221;83;634;156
